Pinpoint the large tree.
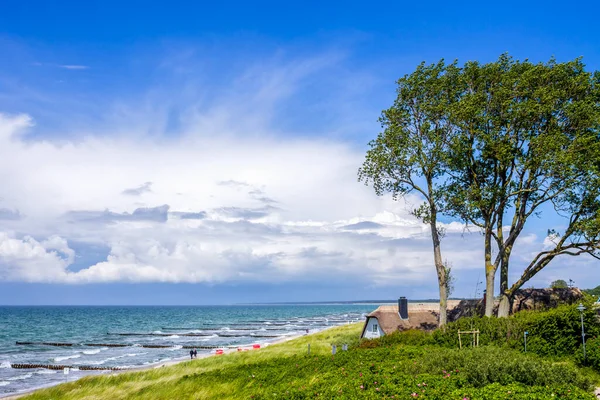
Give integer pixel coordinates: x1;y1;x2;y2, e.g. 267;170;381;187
445;56;600;316
358;61;460;326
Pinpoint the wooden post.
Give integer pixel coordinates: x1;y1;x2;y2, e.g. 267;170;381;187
458;330;480;349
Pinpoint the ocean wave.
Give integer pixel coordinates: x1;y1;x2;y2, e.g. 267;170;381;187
168;345;183;351
81;352;149;365
0;381;10;387
0;361;11;369
79;360;106;365
199;334;218;342
167;335;180;339
126;352;146;357
54;354;81;362
152;330;163;334
7;373;33;381
35;370;56;375
82;349;103;355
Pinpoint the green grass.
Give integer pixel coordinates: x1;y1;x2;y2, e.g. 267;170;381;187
20;323;600;399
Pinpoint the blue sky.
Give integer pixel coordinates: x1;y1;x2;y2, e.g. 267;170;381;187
0;0;598;304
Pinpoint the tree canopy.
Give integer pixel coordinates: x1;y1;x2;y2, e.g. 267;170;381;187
550;280;568;289
360;54;600;317
359;60;461;326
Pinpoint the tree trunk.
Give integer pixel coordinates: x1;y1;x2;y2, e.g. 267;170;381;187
437;267;448;327
484;229;495;317
497;255;512;318
497;293;511;317
430;208;447;327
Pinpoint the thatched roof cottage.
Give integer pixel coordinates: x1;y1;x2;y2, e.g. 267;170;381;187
360;297;439;339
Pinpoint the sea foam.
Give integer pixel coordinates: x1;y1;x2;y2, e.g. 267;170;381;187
54;354;81;362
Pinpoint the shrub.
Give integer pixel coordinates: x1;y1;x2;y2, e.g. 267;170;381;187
432;301;600;358
359;329;434;349
409;346;594;389
243;345;595;399
576;336;600;372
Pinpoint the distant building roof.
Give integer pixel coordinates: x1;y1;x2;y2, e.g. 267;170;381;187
361;305;438;337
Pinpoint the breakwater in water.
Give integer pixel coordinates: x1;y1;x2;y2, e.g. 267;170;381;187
10;364;123;371
0;304;375;397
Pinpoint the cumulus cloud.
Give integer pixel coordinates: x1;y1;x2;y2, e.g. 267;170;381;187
0;233;74;282
0;110;485;286
0;47;595;292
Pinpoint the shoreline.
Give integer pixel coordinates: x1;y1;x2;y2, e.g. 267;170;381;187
0;328;321;400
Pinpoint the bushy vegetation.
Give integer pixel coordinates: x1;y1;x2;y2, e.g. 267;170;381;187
22;316;600;400
432;301;600;360
584;285;600;297
577;336;600;372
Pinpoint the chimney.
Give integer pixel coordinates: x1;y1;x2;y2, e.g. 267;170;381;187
398;297;408;320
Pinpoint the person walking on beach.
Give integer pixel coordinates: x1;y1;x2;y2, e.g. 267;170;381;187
193;348;197;358
190;349;194;359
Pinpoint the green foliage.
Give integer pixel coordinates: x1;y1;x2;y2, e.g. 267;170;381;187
241;346;595;399
433;302;600;358
583;285;600;297
359;54;600;320
552;279;570;289
577;336;600;372
358;329;435;348
444;54;600;309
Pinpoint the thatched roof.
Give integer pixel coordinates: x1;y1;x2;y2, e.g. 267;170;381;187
361;305;438;337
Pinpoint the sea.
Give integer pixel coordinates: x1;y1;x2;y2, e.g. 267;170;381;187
0;304;377;397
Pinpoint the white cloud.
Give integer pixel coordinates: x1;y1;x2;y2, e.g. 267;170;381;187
58;64;89;70
0;49;596;293
0;109;487;286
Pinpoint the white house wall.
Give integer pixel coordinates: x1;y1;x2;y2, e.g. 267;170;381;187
362;317;383;339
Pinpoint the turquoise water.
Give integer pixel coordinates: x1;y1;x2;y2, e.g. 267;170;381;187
0;305;375;397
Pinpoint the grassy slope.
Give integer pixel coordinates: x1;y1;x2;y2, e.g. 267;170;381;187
22;325;361;400
20;323;600;399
